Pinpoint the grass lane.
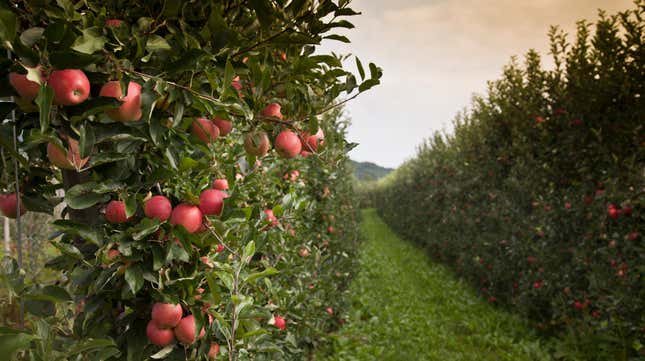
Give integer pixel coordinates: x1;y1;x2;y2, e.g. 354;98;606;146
319;209;551;361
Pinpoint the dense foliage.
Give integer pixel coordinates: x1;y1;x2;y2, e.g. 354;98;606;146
0;1;380;360
372;3;644;360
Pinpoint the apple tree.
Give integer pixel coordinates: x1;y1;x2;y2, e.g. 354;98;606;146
0;0;381;360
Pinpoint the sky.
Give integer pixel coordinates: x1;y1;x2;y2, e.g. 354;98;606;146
318;0;635;168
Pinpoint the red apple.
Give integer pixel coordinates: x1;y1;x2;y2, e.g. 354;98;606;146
261;103;282;119
174;315;205;345
275;130;302;158
47;137;89;171
244;131;271;157
146;320;175;346
273;315;286;330
298;248;309;257
170;203;203;233
301;129;325;152
208;343;220;360
325;307;334;315
212;179;229;190
9;71;42;101
231;76;242;91
191;118;220;143
105;200;129;224
144;195;172;221
0;193;26;218
212;118;233;136
105;19;123;27
106;248;121;260
49;69;90;105
300;150;312;158
216;244;225;253
151;303;183;328
199;189;225;216
263;209;278;228
99;81;143;122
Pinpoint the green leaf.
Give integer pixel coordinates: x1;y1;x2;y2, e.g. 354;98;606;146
0;8;17;43
355;57;365;80
324;34;350;43
64;183;110;210
23;285;72;303
79;123;95;159
20;27;44;47
52;219;101;246
124;194;137;218
245;267;278;284
242;241;255;263
125;265;144;295
71;27;106;54
50;51;99;68
130;218;161;241
249;0;273;28
35;85;54;133
0;332;38;358
150;345;174;359
358;78;380;92
146;35;171;52
67;338;118;356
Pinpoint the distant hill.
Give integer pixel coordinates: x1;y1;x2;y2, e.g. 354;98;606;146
351;160;394;181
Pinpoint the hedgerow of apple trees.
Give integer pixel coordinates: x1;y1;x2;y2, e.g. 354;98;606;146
371;3;643;361
0;0;381;360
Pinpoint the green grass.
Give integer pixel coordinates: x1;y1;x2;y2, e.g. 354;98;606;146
319;209;552;361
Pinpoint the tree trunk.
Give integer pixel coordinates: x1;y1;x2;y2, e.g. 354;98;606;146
3;216;10;255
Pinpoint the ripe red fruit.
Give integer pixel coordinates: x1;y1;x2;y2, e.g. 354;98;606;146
261;103;282;119
273;315;286;330
571;118;583;126
231;76;242;91
298;248;309;257
607;205;620;220
104;19;123;27
146;320;175;346
279;52;287;62
9;71;41;101
300;150;312;158
105;200;129;224
106;248;121;260
535;116;545;124
151;303;183;328
191;118;220;143
49;69;90;105
327;225;335;234
99;81;143;122
275;130;302;158
325;307;334;315
212;118;233;136
47;138;89;170
564;202;571;209
144;195;173;221
208;343;220;360
216;244;225;253
0;193;26;218
527;256;537;264
263;209;278;228
627;232;639;241
488;296;497;303
244;131;271;157
199;189;225;216
174;315;205;345
622;206;632;216
170;204;203;233
533;281;543;289
212;178;229;190
301;129;325;152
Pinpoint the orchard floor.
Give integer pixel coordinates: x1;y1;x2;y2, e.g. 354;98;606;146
318;209;551;361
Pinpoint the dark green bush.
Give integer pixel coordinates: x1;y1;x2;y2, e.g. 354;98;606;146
373;3;644;360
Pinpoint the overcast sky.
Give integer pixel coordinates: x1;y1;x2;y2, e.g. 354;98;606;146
319;0;634;168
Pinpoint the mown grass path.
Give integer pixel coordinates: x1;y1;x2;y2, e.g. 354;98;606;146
320;209;551;361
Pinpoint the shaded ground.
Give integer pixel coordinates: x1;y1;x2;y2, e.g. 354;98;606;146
319;209;551;361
